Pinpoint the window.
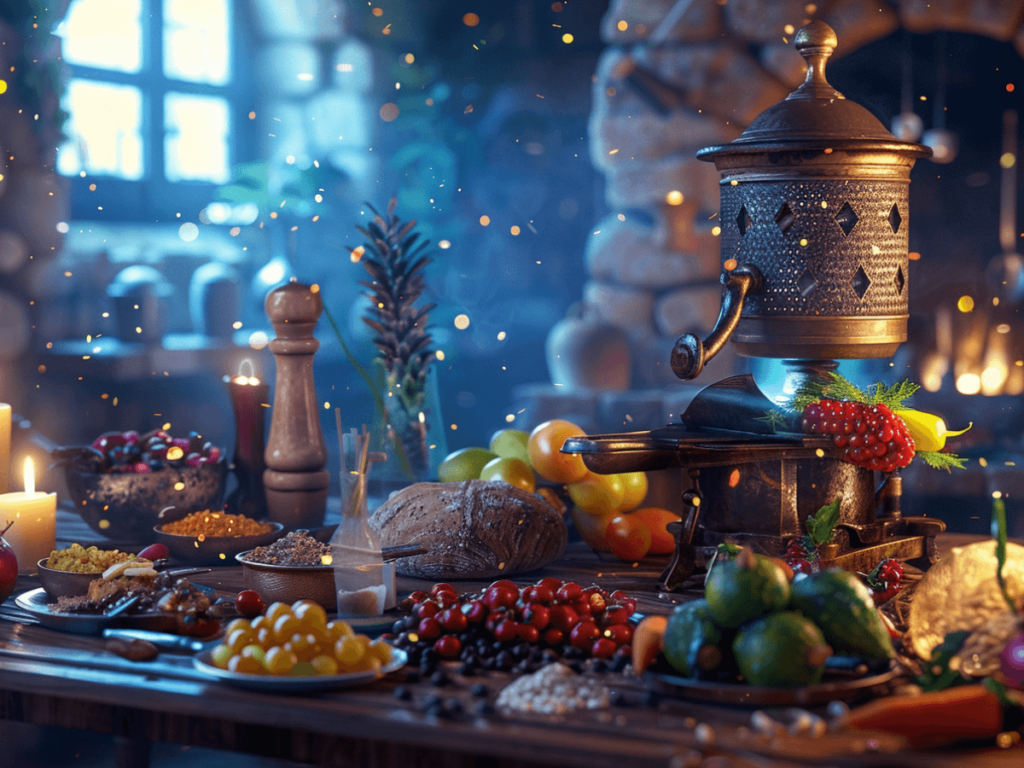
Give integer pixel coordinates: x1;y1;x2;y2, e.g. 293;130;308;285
56;0;252;218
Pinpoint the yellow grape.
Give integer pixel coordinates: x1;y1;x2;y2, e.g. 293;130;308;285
293;601;328;631
263;646;298;676
228;655;265;675
210;644;233;669
264;601;293;624
224;618;252;636
225;627;255;653
273;614;302;644
310;654;339;676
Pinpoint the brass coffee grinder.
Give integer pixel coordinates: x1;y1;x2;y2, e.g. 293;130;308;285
564;22;945;589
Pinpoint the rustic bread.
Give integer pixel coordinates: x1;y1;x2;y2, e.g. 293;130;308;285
369;480;568;580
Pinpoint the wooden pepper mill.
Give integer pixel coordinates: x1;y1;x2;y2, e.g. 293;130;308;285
263;280;330;530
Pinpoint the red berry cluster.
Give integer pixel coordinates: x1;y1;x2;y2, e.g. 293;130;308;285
92;429;222;473
866;558;904;604
391;579;637;668
784;536;819;576
801;400;915;473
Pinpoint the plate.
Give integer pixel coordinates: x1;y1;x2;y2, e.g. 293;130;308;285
153;522;285;565
192;647;407;692
647;665;899;707
14;587;213;636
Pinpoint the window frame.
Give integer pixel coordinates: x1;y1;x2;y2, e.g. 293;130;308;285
62;0;259;221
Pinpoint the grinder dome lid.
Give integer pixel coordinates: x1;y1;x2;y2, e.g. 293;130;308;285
698;20;931;158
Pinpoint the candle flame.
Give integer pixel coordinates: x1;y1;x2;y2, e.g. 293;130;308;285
237;358;257;380
24;457;34;495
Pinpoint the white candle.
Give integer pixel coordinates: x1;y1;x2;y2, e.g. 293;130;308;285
0;403;10;494
0;457;57;574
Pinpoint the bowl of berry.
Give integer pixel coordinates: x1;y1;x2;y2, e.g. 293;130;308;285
55;429;228;541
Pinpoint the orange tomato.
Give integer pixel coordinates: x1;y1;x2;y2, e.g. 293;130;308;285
606;514;653;562
569;505;614;552
528;420;589;483
632;507;681;555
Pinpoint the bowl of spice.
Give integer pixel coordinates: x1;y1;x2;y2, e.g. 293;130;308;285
235;531;337;609
37;544;144;599
153;511;284;565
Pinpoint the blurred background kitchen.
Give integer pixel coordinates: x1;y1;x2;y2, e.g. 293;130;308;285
0;0;1023;535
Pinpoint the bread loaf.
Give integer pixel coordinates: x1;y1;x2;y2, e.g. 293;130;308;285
369;480;568;580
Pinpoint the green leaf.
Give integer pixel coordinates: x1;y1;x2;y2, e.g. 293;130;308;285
805;497;842;546
917;451;968;472
753;408;791;434
916;630;973;692
992;497;1018;615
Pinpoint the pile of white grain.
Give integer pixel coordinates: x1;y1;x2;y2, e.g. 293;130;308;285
495;662;610;715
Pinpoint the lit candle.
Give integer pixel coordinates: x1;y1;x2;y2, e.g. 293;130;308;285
0;403;10;494
0;457;57;574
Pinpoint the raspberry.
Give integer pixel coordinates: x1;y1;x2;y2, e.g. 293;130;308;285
801;399;915;473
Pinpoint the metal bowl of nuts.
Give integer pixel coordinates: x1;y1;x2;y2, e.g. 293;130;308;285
37;544;146;599
153;512;284;566
235;531;336;610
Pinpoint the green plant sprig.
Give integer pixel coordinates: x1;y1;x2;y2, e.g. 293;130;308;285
788;372;920;413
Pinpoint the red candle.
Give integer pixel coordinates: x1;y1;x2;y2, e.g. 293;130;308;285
224;366;270;519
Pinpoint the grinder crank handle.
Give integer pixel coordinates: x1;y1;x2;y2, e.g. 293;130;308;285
671;264;762;380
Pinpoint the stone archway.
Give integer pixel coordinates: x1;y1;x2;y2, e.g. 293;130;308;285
573;0;1024;392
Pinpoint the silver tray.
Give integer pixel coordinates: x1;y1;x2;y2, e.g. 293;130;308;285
14;587;210;636
192;647;407;692
647;664;899;707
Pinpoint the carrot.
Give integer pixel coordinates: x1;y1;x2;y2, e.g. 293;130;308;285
844;684;1004;749
632;615;667;675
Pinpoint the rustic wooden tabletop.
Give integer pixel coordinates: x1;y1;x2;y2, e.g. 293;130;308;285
0;507;1021;768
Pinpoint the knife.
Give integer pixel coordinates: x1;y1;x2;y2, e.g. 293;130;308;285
102;628;209;653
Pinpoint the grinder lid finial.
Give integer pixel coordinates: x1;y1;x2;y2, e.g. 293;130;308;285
791;20;842;102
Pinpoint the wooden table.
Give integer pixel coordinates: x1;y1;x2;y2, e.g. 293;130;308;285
0;510;1021;768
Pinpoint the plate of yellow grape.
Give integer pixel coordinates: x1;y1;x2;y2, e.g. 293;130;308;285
192;599;406;692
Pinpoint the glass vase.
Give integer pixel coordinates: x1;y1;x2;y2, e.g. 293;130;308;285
370;364;447;496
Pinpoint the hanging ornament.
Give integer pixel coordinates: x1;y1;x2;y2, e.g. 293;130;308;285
923;33;958;164
892;32;923;142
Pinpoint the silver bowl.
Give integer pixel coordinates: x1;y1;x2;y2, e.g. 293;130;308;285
153;522;285;566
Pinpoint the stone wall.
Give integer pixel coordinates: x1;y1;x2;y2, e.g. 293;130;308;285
565;0;1024;392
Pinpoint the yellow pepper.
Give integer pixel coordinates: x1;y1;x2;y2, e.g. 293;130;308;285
897;409;971;452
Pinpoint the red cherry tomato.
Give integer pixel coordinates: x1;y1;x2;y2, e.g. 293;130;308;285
606;515;653;562
493;619;519;643
415;601;440;620
235;590;264;618
548;605;579;633
591;638;617;659
417;617;441;640
408;590;430;604
430;583;457;598
556;582;583;602
434;635;462;659
570;620;600;650
523;604;550;631
461;600;488;623
438;608;468;633
517;624;540;643
536;577;562;592
543;628;564;645
602;623;634;646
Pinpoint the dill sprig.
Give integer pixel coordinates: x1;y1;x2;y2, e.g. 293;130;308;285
788;371;919;412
